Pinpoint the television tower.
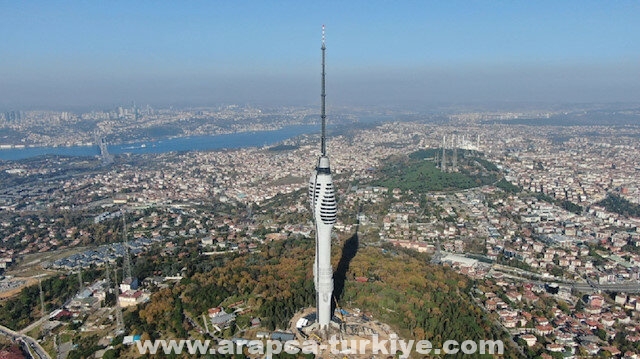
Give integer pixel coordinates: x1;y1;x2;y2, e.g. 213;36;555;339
309;25;337;331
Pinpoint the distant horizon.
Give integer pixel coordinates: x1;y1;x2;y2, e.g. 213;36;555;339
3;100;640;115
1;1;639;109
2;99;640;115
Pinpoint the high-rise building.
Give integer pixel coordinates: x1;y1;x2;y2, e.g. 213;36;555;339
308;25;336;330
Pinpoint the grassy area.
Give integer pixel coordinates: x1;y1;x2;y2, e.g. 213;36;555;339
27;326;41;339
59;331;75;343
269;175;305;186
41;340;56;359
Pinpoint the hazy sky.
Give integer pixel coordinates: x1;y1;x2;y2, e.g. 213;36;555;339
1;1;639;109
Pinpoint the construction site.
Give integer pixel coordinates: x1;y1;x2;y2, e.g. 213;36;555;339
288;303;400;358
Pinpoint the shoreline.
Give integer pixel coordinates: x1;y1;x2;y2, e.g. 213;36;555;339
0;124;316;161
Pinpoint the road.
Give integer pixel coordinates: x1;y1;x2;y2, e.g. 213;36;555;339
0;324;51;359
457;255;640;294
493;265;640;293
20;297;72;335
20;316;50;335
571;282;640;294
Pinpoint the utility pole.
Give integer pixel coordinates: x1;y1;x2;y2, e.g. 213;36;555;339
202;314;210;334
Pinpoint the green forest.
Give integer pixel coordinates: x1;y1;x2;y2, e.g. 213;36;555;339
596;193;640;218
0;269;103;330
496;178;522;194
129;237;519;358
374;150;499;192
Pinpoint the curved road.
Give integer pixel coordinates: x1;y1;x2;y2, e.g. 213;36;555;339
0;324;51;359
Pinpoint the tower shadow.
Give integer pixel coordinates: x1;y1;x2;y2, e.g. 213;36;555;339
332;218;360;313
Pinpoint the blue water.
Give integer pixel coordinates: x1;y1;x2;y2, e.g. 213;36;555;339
0;124;316;161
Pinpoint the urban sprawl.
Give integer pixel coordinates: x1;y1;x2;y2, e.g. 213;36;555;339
1;106;640;358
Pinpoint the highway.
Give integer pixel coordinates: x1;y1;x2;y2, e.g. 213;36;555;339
491;262;640;293
571;282;640;294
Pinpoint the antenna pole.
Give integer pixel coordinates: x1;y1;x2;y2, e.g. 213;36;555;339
321;25;327;156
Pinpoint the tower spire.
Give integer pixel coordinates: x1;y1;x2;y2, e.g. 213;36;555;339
321;25;327;156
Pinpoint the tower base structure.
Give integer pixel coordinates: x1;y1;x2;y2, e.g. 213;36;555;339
304;319;341;339
290;305;400;357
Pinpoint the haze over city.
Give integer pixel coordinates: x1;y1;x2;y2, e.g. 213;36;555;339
1;0;639;109
4;2;640;359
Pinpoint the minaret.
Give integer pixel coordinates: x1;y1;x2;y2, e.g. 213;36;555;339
309;25;337;331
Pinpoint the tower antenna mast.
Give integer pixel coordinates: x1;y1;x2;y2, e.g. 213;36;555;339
321;24;327;156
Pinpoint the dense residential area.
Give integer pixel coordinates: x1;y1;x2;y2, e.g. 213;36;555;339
0;108;640;358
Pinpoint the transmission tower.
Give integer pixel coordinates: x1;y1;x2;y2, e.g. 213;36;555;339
103;262;111;308
113;268;125;334
122;212;132;281
78;269;84;291
39;279;45;317
104;262;111;293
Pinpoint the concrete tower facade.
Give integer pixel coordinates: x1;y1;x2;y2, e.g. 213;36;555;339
309;25;336;330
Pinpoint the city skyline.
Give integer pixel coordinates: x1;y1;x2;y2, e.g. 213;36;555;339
1;1;639;109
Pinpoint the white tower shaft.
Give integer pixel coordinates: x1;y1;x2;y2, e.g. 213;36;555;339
310;159;336;329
